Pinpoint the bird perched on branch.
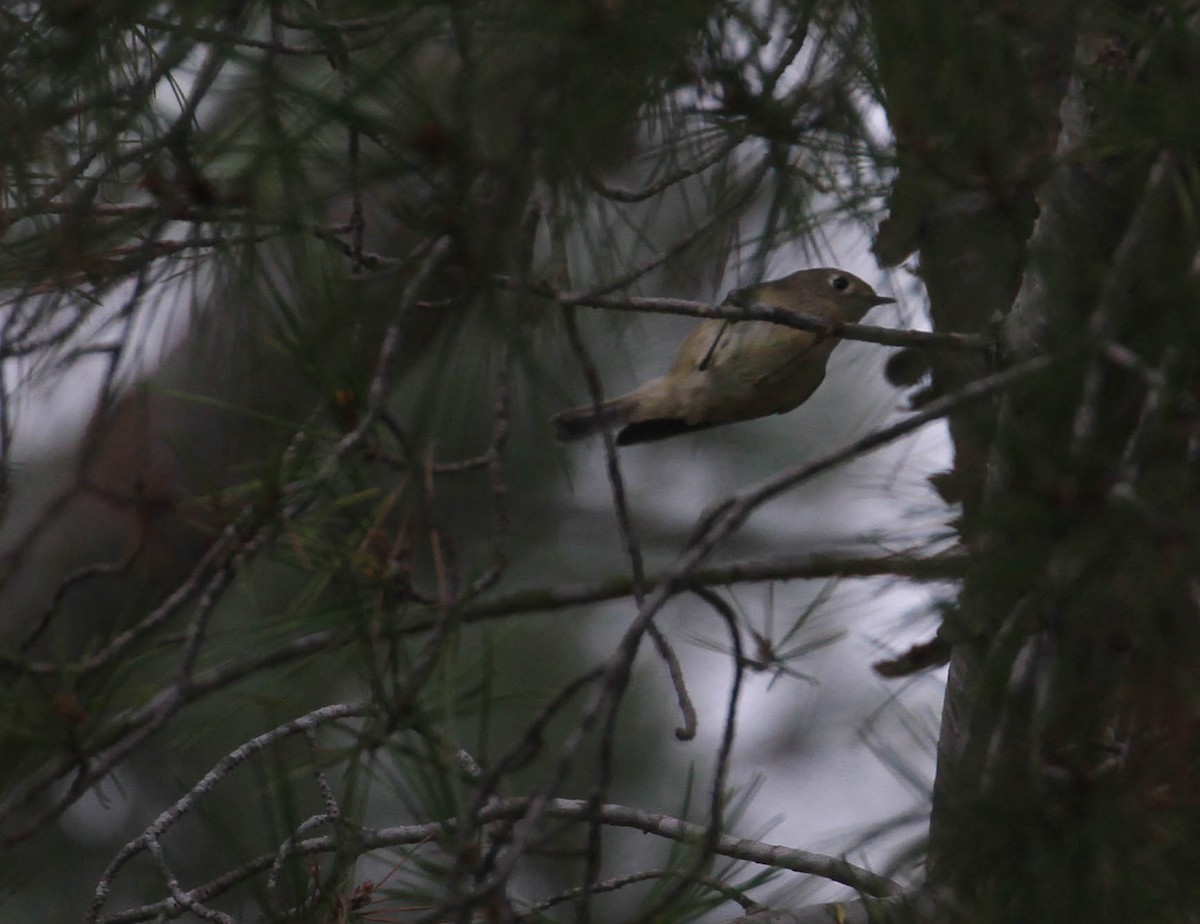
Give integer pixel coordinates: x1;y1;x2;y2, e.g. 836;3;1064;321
551;268;895;446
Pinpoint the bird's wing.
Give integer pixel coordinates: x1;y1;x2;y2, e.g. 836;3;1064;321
697;321;732;370
669;319;730;374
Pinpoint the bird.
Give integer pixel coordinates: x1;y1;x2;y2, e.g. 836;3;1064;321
551;268;894;446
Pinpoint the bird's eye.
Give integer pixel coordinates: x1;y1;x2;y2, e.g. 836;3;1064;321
831;275;850;292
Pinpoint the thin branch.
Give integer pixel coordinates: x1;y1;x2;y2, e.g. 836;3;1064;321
3;507;264;678
0;628;339;846
558;304;694;737
688;356;1053;554
500;798;898;895
1;549;964;679
652;625;698;742
556;293;991;353
95;797;897;923
144;833;235;924
529;868;762;914
561;300;661;920
560;306;647;601
620;585;746;924
19;520;149;652
445;549;967;625
85;703;373;924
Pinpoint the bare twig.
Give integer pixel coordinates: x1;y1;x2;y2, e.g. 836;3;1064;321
19;520;149;652
1;548;964;679
561;301;697;917
95;796;896;923
561;299;645;917
621;585;746;924
530;867;763;914
5;508;263;678
425;548;967;627
556;293;990;353
560;307;648;599
561;304;696;741
144;832;235;924
85;703;373;924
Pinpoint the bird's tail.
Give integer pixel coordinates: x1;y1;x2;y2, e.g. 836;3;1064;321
551;395;639;442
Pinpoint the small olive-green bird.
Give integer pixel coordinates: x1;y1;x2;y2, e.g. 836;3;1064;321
552;268;894;445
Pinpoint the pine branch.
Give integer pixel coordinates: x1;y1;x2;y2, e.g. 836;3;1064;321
555;292;992;353
460;549;966;622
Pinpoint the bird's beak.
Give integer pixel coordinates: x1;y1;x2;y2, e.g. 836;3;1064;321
871;295;897;306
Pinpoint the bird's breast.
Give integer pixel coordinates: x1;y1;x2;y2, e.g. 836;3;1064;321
688;321;835;421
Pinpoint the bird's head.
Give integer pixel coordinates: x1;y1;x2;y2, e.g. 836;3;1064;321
727;268;895;323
